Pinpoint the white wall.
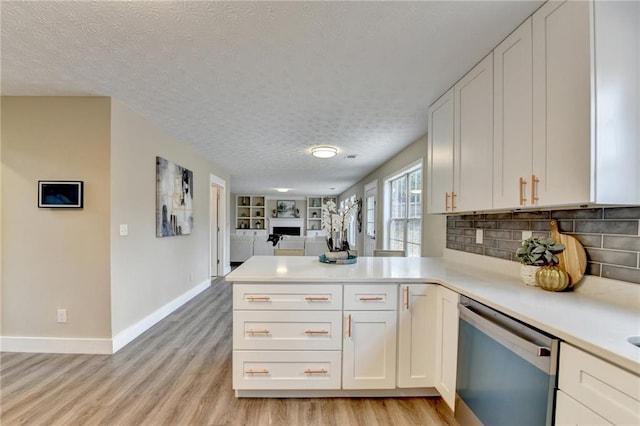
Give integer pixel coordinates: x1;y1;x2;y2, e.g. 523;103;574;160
1;97;112;340
339;135;446;257
110;100;230;337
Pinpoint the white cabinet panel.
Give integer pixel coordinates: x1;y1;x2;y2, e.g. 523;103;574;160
454;53;494;212
556;390;612;426
343;310;397;389
397;284;437;388
233;310;342;350
493;18;533;209
233;284;342;311
343;284;397;311
233;350;342;390
532;0;591;206
434;286;459;412
558;343;640;425
427;89;455;214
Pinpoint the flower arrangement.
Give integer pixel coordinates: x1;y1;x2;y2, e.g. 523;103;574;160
322;199;359;252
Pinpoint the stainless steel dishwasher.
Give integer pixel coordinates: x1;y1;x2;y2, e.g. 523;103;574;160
456;295;559;426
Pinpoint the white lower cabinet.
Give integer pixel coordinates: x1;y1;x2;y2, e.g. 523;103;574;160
556;343;640;425
397;284;437;388
343;284;397;390
233;350;342;390
342;310;397;389
434;286;459;412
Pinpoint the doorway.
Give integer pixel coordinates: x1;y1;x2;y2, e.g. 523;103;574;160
210;174;227;278
363;180;377;256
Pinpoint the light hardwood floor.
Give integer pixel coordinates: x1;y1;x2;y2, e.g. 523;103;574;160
1;277;458;426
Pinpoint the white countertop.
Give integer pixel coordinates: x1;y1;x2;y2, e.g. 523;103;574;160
227;255;640;374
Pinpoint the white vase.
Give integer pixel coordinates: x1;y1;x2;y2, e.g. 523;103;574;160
520;264;540;286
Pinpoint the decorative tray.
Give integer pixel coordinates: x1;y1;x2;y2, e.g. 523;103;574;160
319;254;358;265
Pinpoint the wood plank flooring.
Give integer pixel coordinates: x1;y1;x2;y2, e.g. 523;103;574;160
1;277;458;426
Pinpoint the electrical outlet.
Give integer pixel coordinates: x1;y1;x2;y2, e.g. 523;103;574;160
57;309;67;323
119;224;128;236
522;230;533;241
476;229;483;244
189;272;194;282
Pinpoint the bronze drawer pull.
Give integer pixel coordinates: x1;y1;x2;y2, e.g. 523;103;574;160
245;369;269;375
305;330;329;335
304;369;328;374
359;296;384;301
305;296;330;301
246;329;270;334
247;296;271;302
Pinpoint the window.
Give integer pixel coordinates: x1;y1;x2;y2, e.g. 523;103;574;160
387;165;422;256
340;194;357;248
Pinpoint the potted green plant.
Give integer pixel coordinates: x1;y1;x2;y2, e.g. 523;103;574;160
516;237;565;286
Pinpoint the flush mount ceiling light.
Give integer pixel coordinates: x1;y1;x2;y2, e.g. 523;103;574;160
275;187;291;193
310;145;338;159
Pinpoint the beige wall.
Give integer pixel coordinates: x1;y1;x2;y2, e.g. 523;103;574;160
339;135;446;257
1;97;112;338
110;100;230;336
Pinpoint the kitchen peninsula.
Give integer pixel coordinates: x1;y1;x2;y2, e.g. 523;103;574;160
227;254;640;421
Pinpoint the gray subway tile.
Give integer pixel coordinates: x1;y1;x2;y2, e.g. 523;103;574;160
447;234;457;243
603;206;640;220
557;220;575;233
482;238;499;248
513;211;550;220
603;235;640;252
485;247;512;260
551;208;603;220
461;214;485;221
446;242;463;251
486;212;513;221
454;235;474;245
454;220;473;228
587;262;602;277
601;265;640;284
531;220;551;232
498;220;530;230
484;230;513;240
463;229;477;236
575;220;638;235
585;248;638;267
448;228;466;235
462;245;484;255
573;234;603;248
497;239;522;251
474;221;497;229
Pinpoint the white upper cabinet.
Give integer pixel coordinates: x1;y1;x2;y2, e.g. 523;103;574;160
531;0;640;207
493;18;533;210
454;53;494;212
532;0;592;206
427;89;455;214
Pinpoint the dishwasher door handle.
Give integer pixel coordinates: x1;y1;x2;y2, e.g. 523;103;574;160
458;303;555;373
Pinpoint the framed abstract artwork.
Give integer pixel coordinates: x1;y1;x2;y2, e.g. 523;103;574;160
156;156;193;237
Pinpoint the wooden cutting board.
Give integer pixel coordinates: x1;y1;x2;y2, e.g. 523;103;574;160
549;219;587;287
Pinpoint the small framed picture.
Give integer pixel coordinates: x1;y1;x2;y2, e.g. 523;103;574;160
276;200;296;218
38;181;84;208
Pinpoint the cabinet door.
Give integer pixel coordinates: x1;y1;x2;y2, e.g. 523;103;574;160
454;53;494;212
397;284;437;388
427;88;454;214
343;310;397;389
434;286;459;412
493;18;533;210
555;390;613;426
532;0;591;206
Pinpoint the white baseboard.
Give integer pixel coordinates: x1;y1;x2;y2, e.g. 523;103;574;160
0;279;211;355
0;336;112;354
111;279;210;353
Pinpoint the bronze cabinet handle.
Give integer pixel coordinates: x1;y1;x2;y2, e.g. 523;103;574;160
519;177;528;206
531;175;540;204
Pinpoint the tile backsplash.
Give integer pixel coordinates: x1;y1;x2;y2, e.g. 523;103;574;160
446;207;640;285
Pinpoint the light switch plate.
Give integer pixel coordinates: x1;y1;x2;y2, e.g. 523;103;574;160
476;229;483;244
119;224;128;236
522;230;533;241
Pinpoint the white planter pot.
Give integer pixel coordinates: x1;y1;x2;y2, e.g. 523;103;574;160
520;264;540;286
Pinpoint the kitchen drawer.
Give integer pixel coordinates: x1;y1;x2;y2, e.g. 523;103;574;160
558;343;640;425
233;350;341;390
233;284;342;310
233;310;342;350
556;389;612;426
344;284;397;310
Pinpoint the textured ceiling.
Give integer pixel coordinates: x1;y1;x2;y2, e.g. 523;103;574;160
1;1;543;196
